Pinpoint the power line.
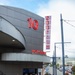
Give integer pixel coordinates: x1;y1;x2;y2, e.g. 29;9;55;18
65;50;75;53
56;46;75;53
63;20;75;28
64;20;75;22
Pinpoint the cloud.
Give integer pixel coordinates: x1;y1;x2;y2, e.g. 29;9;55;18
36;0;75;57
37;0;75;18
0;0;11;5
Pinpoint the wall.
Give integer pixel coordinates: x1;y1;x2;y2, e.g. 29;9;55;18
0;61;42;75
0;5;44;54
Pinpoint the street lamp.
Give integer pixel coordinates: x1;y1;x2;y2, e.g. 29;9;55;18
53;42;71;75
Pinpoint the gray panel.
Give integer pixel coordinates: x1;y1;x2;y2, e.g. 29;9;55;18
6;6;44;21
25;43;43;51
7;8;15;17
18;28;43;38
0;12;44;32
0;5;44;54
0;61;42;75
0;17;26;48
0;6;8;15
6;5;44;24
25;36;43;44
1;53;50;63
0;6;49;75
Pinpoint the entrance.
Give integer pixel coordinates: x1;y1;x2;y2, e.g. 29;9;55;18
23;68;37;75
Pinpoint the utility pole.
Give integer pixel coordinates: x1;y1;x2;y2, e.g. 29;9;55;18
53;14;71;75
53;43;57;75
60;14;65;75
53;42;71;75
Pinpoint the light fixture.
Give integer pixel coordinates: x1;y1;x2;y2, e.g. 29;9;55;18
12;39;15;42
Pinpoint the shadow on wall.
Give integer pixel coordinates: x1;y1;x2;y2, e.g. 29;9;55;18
0;71;6;75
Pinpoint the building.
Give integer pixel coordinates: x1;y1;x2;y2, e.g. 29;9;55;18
65;57;75;65
0;5;50;75
57;57;75;66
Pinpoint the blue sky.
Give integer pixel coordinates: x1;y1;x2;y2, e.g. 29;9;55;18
0;0;75;57
0;0;49;13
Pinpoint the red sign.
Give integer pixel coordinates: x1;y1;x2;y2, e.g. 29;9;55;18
27;18;39;30
46;45;50;49
32;50;46;55
45;16;51;50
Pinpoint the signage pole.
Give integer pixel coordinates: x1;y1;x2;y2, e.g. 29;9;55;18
53;43;57;75
54;44;57;75
53;51;55;75
60;14;65;75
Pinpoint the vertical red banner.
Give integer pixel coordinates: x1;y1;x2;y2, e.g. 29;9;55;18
45;16;51;50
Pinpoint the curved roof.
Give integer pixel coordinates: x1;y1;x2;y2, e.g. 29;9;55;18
0;16;26;50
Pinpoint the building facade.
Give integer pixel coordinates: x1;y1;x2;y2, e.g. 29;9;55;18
0;5;50;75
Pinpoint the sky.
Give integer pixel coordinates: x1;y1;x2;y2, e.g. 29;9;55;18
0;0;75;57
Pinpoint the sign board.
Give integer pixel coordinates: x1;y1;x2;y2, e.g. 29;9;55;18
27;18;39;30
32;50;46;55
44;16;51;50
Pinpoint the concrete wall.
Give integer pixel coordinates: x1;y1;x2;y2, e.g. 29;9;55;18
0;5;44;53
0;61;42;75
0;6;49;75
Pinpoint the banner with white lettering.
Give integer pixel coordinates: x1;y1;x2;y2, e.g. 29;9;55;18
44;16;51;51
